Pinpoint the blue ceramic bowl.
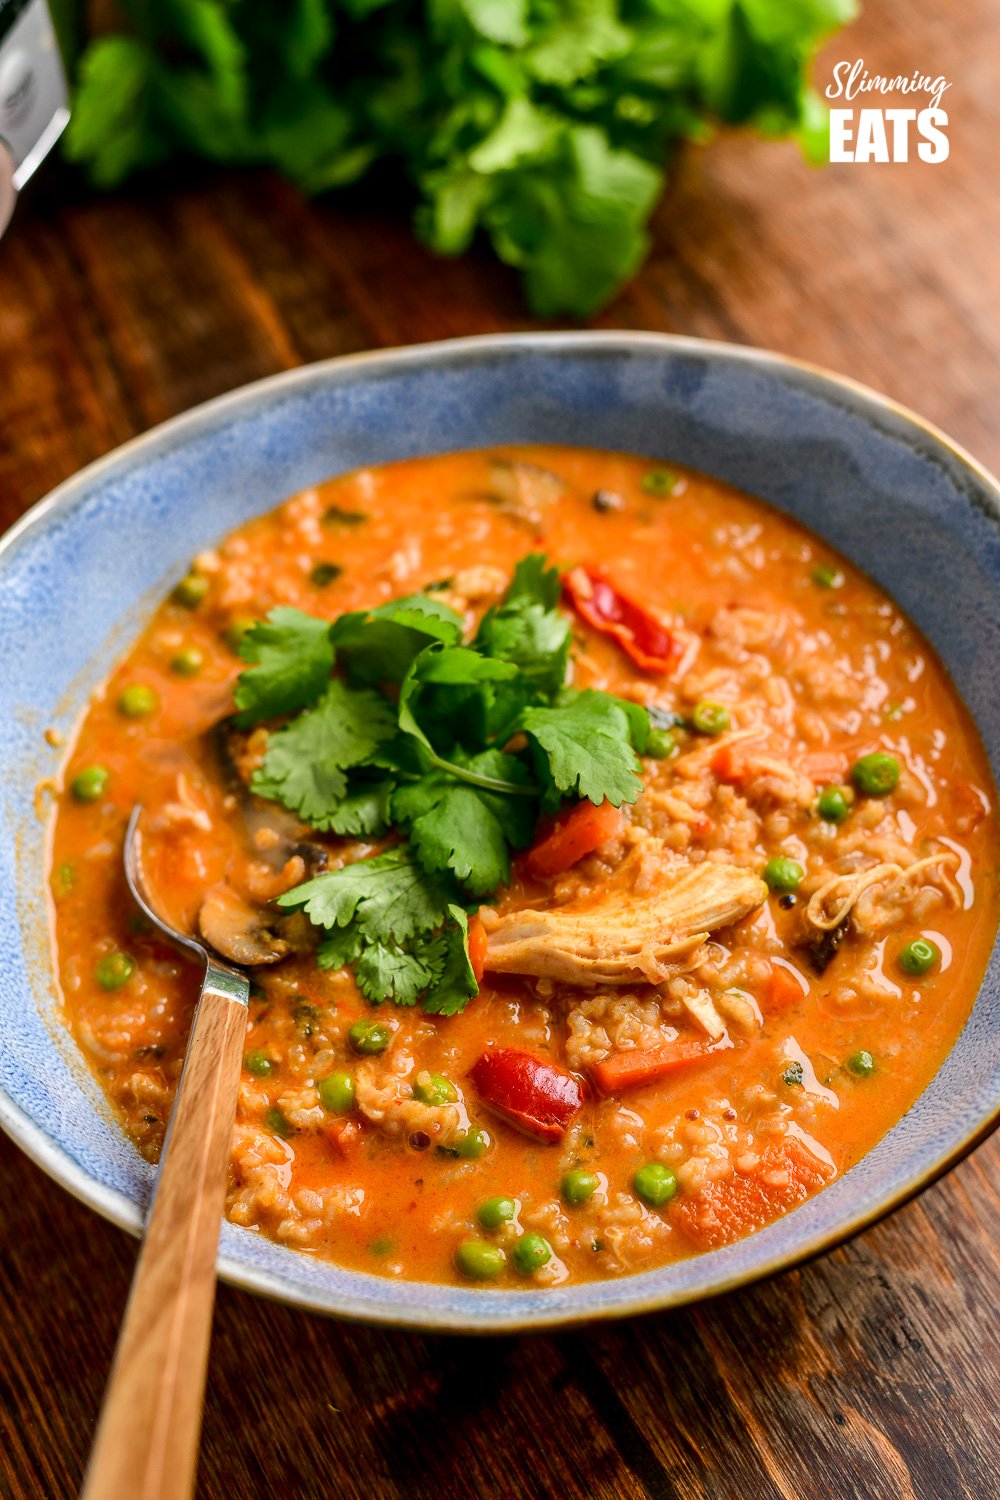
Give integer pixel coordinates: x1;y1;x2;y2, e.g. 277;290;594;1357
1;333;998;1332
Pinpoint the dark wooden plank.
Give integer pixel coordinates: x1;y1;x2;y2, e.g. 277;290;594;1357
0;0;998;1495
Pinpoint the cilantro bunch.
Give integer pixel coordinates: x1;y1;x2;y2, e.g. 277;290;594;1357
234;556;651;1013
60;0;856;316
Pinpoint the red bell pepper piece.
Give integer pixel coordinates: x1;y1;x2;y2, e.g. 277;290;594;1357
471;1048;584;1142
563;566;678;673
524;798;623;879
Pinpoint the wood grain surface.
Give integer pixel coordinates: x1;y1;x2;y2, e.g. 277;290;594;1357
1;1;998;1496
81;972;248;1500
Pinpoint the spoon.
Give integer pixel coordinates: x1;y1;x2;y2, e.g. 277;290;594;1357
81;808;250;1500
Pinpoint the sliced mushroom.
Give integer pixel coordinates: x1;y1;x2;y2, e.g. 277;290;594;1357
198;883;296;967
464;459;565;527
483;862;767;988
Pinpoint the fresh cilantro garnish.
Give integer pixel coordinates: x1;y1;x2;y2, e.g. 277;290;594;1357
250;680;395;831
330;595;463;685
519;690;644;808
64;4;853;315
238;553;650;1012
474;553;571;702
233;607;335;728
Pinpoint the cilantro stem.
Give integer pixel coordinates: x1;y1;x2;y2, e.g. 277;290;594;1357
425;750;538;798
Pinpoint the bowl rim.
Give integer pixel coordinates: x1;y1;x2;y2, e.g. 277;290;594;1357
2;327;999;1333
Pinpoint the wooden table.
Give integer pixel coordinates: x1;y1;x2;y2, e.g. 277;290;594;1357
2;2;998;1494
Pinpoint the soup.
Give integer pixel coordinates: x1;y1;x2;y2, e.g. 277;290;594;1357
49;447;998;1288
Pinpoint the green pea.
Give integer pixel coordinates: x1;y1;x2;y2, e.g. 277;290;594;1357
451;1126;490;1159
245;1050;274;1078
172;572;209;608
477;1196;517;1230
413;1072;458;1106
310;561;342;588
348;1019;390;1055
811;564;843;589
118;683;158;718
96;952;135;990
265;1105;293;1138
691;701;731;736
641;469;677;497
846;1050;876;1078
633;1162;678;1208
851;752;900;797
817;785;850;823
511;1232;552;1274
71;765;109;803
170;646;204;677
223;616;257;653
763;856;804;893
317;1070;355;1114
645;727;676;759
898;938;941;977
455;1240;505;1281
561;1169;599;1206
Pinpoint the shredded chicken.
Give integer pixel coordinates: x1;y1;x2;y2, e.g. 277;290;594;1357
804;851;959;932
483;862;767;986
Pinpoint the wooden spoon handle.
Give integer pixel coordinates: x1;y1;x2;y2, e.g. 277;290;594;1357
81;963;248;1500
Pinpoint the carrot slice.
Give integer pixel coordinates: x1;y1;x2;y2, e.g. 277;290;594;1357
524;798;623;879
672;1136;833;1250
763;961;807;1013
800;750;848;785
711;737;776;784
591;1041;716;1095
467;914;488;985
321;1118;362;1157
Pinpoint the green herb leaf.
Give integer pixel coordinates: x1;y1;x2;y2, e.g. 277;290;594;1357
519;689;644;807
233;606;335;726
250;679;395;826
474;552;571;702
329;594;464;685
355;939;440;1005
421;906;479;1016
277;845;455;943
392;752;535;895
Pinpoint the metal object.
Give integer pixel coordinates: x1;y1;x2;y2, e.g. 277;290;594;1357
0;0;70;236
123;806;250;1010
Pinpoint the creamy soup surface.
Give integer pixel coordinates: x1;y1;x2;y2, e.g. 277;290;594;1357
50;446;998;1289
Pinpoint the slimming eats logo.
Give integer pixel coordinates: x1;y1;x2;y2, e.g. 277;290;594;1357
826;60;951;163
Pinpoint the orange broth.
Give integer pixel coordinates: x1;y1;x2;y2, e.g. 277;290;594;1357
49;447;999;1287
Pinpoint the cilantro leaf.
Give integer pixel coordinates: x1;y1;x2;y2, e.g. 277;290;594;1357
316;925;362;971
277;845;455;943
66;1;855;316
475;589;571;702
233;606;334;727
397;644;533;794
504;552;562;610
330;594;463;685
519;689;643;807
250;679;395;827
421;906;479;1016
355;939;440;1005
392;752;534;895
321;776;394;836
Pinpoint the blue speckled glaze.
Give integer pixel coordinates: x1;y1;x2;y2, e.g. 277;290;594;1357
1;332;998;1333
